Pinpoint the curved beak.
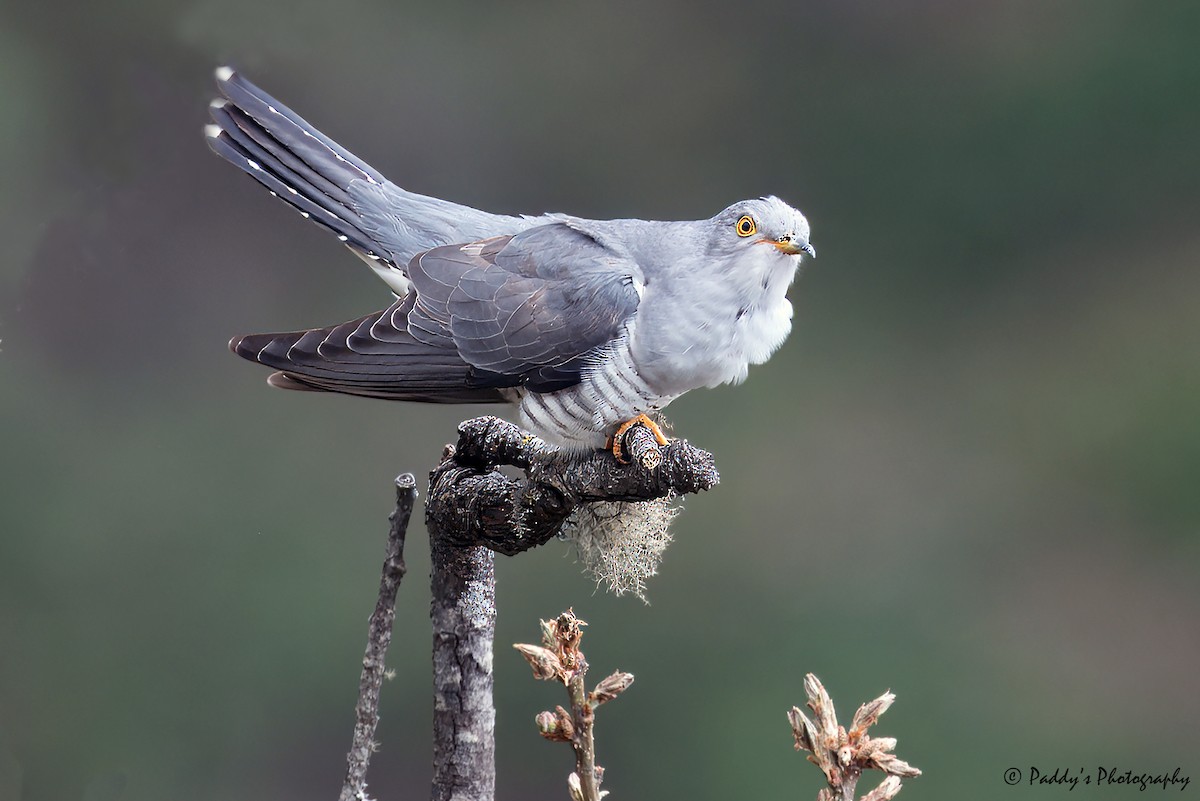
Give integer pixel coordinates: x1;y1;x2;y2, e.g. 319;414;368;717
764;235;816;258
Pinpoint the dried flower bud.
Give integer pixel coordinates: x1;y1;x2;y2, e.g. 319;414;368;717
553;610;587;669
861;775;904;801
568;772;584;801
591;671;634;706
851;692;895;734
568;771;608;801
535;710;557;735
804;673;841;750
872;752;921;778
535;708;574;741
539;618;558;649
855;735;890;761
790;673;921;797
867;736;898;755
514;643;563;681
788;706;817;752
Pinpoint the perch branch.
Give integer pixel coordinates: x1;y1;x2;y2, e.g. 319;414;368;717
426;416;719;556
425;417;715;801
429;464;498;801
339;473;416;801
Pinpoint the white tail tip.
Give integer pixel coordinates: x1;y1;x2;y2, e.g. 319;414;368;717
215;66;235;82
204;124;222;139
209;98;228;109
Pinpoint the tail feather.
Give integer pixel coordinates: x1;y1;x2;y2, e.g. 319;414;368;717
217;101;357;215
205;67;524;289
206;70;391;266
208;114;380;261
214;66;386;188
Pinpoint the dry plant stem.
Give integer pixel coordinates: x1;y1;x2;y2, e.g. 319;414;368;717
567;675;599;800
429;528;497;801
338;473;416;801
426;416;719;556
834;771;860;801
516;611;634;801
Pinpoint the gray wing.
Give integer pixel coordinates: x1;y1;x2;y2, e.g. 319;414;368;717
407;222;643;392
229;222;642;399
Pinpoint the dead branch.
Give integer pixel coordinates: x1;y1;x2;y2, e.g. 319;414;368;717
339;473;416;801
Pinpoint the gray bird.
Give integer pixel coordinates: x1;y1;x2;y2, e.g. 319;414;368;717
207;68;815;457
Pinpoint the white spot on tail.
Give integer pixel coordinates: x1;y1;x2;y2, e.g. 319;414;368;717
300;211;310;218
268;105;278;113
215;66;235;82
286;186;298;195
209;98;228;109
203;124;222;139
247;159;261;171
338;235;348;241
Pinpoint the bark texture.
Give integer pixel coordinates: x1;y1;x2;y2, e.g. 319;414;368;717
426;416;719;556
429;541;496;801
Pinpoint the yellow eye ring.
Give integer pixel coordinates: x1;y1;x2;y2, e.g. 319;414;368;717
735;215;757;237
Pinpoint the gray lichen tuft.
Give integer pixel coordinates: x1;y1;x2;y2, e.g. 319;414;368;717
564;496;679;602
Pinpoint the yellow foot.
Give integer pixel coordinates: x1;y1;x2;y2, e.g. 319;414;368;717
610;414;670;463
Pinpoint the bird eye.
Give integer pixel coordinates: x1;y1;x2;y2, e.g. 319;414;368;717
735;215;757;237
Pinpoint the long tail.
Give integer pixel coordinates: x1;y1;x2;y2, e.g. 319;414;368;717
205;68;401;268
205;67;521;293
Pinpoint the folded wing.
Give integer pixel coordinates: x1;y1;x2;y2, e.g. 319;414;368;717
231;222;643;400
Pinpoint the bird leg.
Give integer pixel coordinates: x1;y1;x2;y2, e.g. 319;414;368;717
609;414;670;463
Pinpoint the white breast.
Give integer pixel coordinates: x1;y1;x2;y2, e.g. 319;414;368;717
738;296;793;367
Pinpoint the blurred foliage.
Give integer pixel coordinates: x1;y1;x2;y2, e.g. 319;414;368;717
1;1;1197;799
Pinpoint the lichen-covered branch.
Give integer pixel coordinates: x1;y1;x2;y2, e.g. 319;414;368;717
338;473;416;801
423;417;715;800
426;416;719;556
788;674;921;801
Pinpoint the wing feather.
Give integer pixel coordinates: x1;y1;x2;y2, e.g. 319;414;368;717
407;223;642;392
229;294;508;403
230;222;642;401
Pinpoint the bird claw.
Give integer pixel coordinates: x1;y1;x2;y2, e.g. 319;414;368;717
609;414;670;464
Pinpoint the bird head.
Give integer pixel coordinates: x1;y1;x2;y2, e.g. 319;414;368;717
714;196;815;260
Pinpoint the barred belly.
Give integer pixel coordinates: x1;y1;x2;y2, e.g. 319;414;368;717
514;335;675;450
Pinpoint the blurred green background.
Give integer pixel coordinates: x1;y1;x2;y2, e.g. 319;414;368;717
2;1;1198;799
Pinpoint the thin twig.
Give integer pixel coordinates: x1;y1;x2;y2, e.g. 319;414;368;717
515;610;634;800
339;473;416;801
567;673;599;800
